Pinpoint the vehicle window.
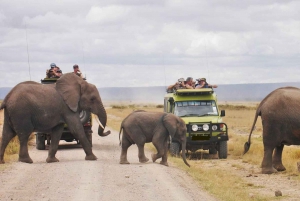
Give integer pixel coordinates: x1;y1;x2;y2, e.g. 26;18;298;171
174;101;218;117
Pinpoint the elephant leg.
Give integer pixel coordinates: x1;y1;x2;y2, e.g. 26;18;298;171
66;117;97;161
273;144;286;172
261;145;277;174
160;140;169;166
137;143;149;163
261;124;278;174
131;132;149;163
120;136;132;164
151;133;168;166
18;131;34;163
0;118;17;164
46;124;64;163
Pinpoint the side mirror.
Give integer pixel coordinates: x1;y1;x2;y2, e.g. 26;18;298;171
220;110;225;117
168;98;174;113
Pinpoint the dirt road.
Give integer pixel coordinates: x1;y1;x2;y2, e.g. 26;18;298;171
0;123;217;201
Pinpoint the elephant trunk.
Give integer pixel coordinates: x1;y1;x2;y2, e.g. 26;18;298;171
96;106;111;137
181;139;190;167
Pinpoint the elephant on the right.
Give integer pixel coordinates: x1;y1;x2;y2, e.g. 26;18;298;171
244;86;300;174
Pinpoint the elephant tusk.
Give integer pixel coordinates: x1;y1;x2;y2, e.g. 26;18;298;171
95;116;105;130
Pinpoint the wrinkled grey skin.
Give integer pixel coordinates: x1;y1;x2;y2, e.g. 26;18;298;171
0;73;110;164
244;87;300;174
119;111;190;167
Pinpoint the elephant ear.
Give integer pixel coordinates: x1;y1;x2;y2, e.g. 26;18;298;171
56;73;82;112
163;114;178;138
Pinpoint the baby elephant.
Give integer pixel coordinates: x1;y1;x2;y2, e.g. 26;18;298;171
119;111;190;167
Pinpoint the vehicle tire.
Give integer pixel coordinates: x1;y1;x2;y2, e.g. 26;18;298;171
79;110;91;125
218;141;228;159
169;142;180;157
209;147;217;154
36;133;46;150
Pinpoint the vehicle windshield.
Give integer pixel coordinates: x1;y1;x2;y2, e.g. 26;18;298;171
174;101;219;117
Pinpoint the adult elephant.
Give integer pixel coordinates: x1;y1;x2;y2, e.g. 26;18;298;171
119;111;190;167
0;73;110;164
244;86;300;174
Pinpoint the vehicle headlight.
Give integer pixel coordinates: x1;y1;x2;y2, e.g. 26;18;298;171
212;125;218;131
203;124;209;131
192;124;198;131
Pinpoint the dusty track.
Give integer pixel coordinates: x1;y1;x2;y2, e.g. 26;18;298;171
0;121;217;201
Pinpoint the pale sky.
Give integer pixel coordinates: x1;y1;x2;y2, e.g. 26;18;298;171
1;0;300;87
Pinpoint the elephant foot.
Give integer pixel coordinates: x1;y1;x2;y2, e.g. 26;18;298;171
46;157;59;163
19;157;33;164
139;157;149;163
120;159;130;164
274;164;286;172
262;167;278;174
151;154;158;162
85;154;98;161
0;159;5;164
160;161;169;166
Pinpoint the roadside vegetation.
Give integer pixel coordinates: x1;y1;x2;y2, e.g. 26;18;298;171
106;103;300;201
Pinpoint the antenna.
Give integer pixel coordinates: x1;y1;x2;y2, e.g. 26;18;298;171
25;22;31;80
204;38;210;82
81;40;87;79
163;57;167;87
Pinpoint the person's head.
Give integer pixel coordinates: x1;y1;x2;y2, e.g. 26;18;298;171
48;69;54;76
186;77;193;84
56;69;62;77
50;63;56;68
197;78;206;84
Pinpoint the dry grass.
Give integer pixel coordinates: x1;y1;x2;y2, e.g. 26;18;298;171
106;104;163;132
107;103;300;201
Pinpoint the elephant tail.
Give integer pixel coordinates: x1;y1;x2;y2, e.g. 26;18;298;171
244;107;261;155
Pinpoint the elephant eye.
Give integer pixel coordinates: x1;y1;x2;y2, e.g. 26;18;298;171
90;97;96;102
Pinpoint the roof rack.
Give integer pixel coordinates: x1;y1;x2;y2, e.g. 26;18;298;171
41;78;59;84
174;88;214;96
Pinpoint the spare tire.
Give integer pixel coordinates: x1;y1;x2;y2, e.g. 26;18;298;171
79;110;91;125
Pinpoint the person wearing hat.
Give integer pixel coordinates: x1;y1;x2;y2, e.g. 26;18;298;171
46;63;57;78
167;78;186;92
195;78;218;89
73;64;83;78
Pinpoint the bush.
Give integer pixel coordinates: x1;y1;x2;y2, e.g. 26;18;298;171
111;105;127;109
156;104;164;108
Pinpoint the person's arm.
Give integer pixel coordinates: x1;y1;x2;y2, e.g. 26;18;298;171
195;84;203;89
185;84;194;89
207;84;218;88
167;82;180;90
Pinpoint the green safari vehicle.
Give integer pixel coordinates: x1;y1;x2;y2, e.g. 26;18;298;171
164;88;228;158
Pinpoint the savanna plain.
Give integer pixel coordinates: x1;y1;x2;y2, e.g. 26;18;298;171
1;102;300;201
